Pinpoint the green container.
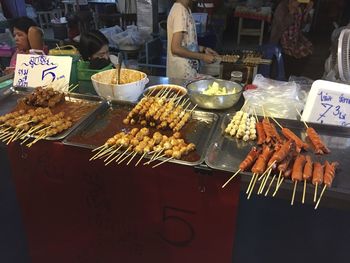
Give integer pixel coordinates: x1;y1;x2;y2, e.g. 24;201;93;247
77;60;113;95
49;53;80;86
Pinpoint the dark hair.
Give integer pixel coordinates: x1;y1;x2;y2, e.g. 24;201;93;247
10;16;38;34
78;30;109;61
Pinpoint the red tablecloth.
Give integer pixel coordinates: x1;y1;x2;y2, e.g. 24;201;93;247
8;141;240;263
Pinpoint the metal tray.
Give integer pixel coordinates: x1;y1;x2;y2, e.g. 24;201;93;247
205;113;350;196
63;100;219;166
0;86;107;141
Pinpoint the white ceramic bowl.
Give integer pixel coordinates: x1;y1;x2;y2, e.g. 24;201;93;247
91;68;149;102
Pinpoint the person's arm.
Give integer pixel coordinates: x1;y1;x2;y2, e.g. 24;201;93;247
171;31;217;64
27;26;44;51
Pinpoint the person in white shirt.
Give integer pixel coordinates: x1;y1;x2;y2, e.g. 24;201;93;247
167;0;218;79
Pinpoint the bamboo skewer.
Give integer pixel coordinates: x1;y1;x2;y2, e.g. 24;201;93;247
247;173;259;199
246;173;256;194
126;151;138;165
92;144;107;152
314;183;318;203
114;146;132;164
222;169;241;188
296;108;309;129
265;174;276;196
302;179;307;204
314;185;327;210
291;180;298;206
118;150;134;165
259;169;272;194
104;151;123;166
152;156;174;168
144;153;166;165
272;171;283;197
135;152;147;167
258;161;276;181
270;116;283;129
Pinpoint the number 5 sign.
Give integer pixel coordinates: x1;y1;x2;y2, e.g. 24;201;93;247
14;54;72;88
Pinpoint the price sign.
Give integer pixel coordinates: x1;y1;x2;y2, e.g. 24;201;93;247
302;80;350;127
13;54;72;88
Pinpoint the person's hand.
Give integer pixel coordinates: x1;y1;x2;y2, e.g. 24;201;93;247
201;53;217;64
204;47;218;56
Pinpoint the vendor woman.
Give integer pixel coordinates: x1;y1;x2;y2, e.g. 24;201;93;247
167;0;218;79
78;30;111;69
9;16;46;69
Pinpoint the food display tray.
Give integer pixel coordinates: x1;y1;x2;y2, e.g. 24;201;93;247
63;100;219;166
0;86;106;141
205;113;350;196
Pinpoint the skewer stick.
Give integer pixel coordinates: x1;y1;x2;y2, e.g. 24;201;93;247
144;153;166;165
13;129;25;142
92;144;107;152
314;185;327;210
253;107;259;122
6;129;18;144
246;173;256;194
261;105;266;119
265;174;276;196
144;149;164;165
114;146;132;163
259;169;272;194
314;183;318;203
152;156;174;168
270;116;283;129
247;173;258;199
258;161;276;181
135;152;147;167
104;150;123;166
189;104;198;114
240;99;249;112
69;84;79;93
272;171;283;197
90;146;111;161
291;180;298;206
222;169;241;188
118;150;134;165
302;180;307;204
295;108;309;129
103;146;121;162
180;98;190;107
126;151;138;165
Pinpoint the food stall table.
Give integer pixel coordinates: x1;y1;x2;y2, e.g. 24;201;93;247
7;141;239;263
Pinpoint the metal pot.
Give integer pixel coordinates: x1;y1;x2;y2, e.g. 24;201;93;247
186;79;243;110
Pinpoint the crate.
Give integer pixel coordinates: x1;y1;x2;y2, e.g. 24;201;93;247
77;60;113;80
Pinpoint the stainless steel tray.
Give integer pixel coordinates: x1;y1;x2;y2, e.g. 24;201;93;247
0;86;107;141
63;100;219;166
205;113;350;195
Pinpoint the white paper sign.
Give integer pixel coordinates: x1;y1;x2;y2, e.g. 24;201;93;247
301;80;350;127
14;54;72;88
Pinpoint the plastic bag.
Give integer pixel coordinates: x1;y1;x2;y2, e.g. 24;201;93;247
111;25;145;49
100;26;123;49
243;74;306;120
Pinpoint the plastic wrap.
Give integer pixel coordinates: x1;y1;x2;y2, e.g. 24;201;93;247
243;74;306;120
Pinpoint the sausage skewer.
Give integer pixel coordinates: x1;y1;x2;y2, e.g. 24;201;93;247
270;116;308;152
312;162;324;203
222;147;261;188
302;155;313;204
291;155;306;205
315;161;338;209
